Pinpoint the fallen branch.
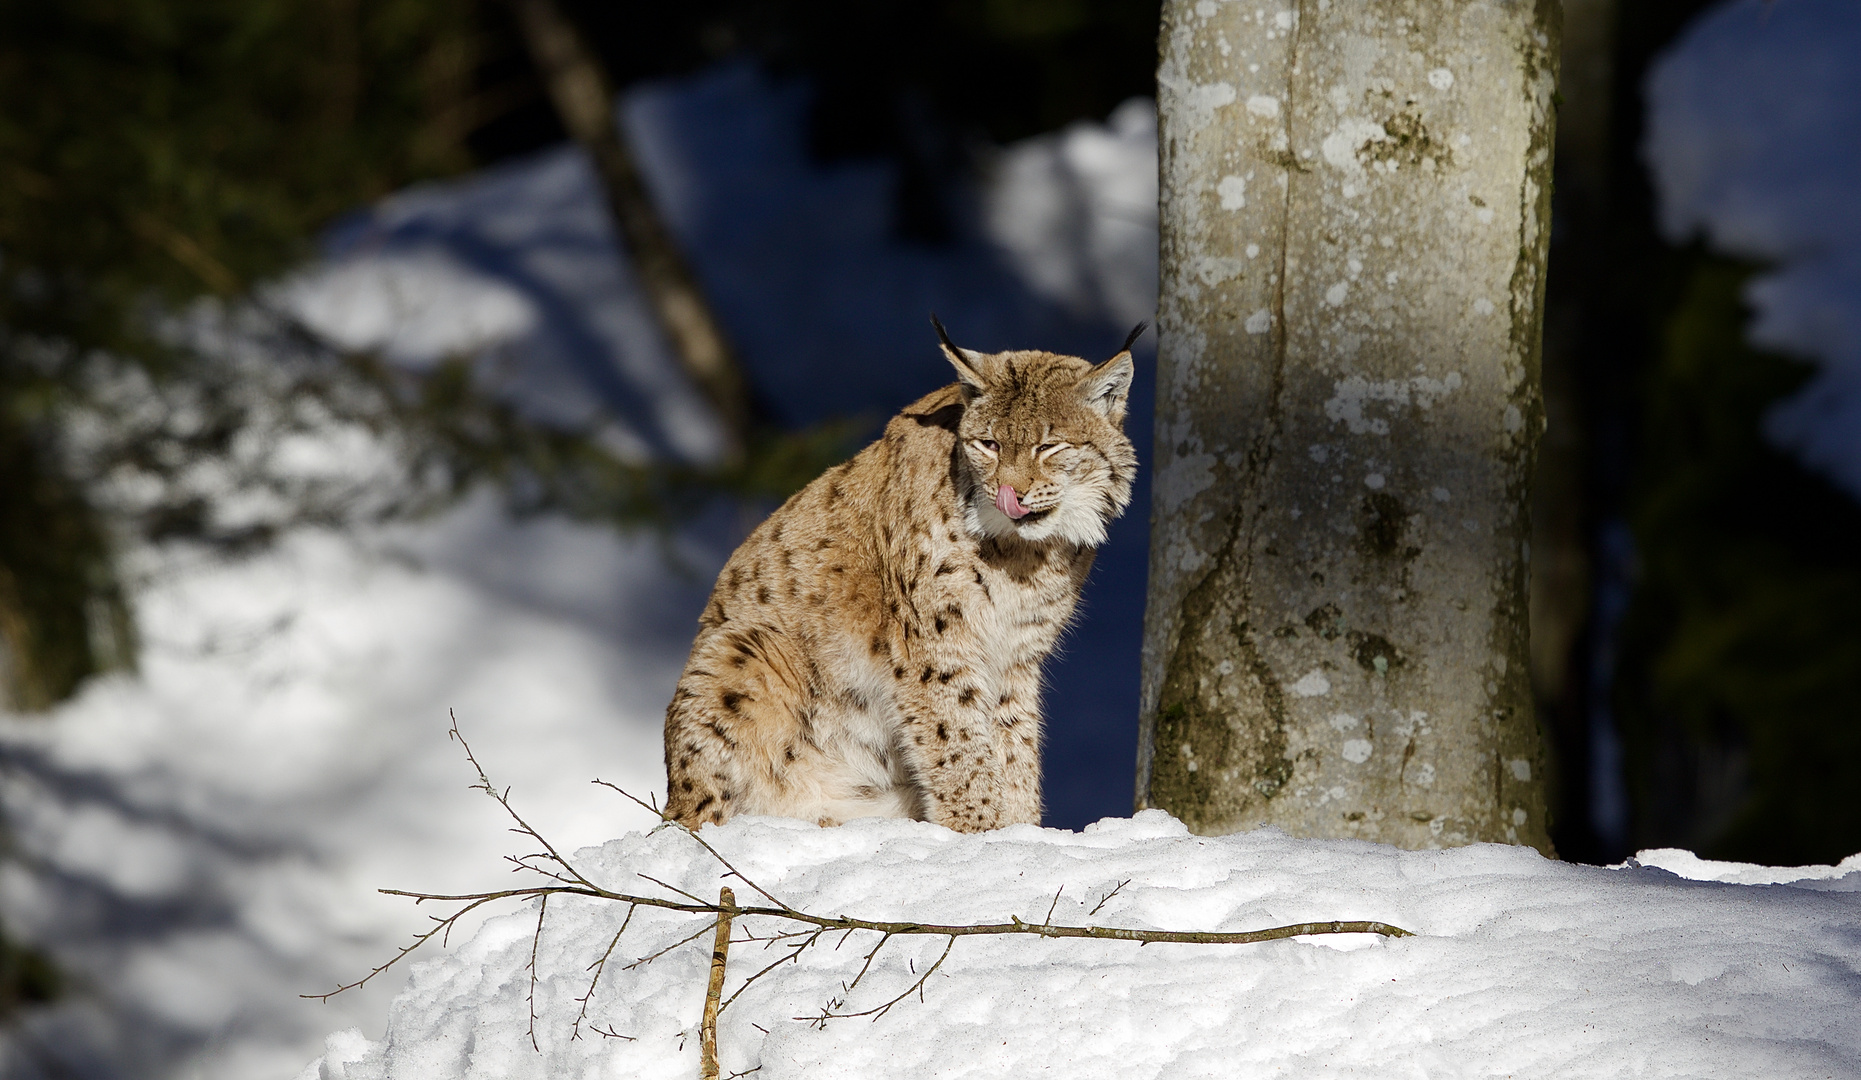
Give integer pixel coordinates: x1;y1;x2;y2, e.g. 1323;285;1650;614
364;881;1409;952
314;718;1415;1068
699;888;736;1080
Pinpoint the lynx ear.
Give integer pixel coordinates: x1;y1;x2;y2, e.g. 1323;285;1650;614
931;314;988;395
1079;322;1144;420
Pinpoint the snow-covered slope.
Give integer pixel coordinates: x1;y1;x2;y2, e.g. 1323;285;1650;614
0;63;1158;1080
303;812;1861;1080
0;497;719;1079
1645;0;1861;497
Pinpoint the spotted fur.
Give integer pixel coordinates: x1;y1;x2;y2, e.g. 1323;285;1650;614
663;325;1140;832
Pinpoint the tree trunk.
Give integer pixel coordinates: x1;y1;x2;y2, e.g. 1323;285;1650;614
503;0;750;464
0;417;134;712
1136;0;1560;854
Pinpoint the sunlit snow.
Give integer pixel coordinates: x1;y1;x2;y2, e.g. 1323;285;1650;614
303;813;1861;1080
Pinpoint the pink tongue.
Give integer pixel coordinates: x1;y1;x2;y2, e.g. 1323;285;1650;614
996;483;1030;520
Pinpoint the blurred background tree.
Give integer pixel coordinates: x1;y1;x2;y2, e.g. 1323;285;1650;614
1541;0;1861;866
1616;257;1861;865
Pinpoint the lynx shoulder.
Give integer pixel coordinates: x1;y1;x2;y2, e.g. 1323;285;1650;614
663;322;1142;832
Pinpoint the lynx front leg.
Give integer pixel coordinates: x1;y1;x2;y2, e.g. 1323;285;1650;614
892;657;1043;831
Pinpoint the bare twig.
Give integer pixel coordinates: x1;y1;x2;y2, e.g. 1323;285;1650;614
526;894;548;1051
330;839;1409;1012
802;936;957;1026
1089;880;1132;917
699;887;736;1080
1043;887;1065;926
596;779;794;912
301;891;513;1001
624;918;721;972
506;854;582;887
361;884;1412;952
638;873;715;907
448;713;598;892
841;932;894;996
719;930;823;1015
572;904;636;1040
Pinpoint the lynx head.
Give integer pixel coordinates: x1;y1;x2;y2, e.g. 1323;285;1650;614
932;318;1143;548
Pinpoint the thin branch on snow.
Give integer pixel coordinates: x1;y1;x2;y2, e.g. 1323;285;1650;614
802;936;957;1027
718;930;822;1015
571;904;636;1040
594;778;795;912
317;718;1415;1056
302;891;516;1001
638;873;716;908
624;918;722;972
840;931;894;997
526;893;548;1051
1089;879;1132;916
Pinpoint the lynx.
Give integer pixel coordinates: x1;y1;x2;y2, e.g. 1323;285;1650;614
663;320;1142;832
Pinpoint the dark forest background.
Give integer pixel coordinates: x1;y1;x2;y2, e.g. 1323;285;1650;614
1;0;1856;912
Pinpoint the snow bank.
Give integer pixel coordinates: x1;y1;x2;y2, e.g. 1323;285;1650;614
304;813;1861;1080
1645;0;1861;497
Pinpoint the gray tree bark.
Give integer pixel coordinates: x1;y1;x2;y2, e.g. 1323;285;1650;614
1136;0;1560;854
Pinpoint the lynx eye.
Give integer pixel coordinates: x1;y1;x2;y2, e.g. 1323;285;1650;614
975;439;1000;455
1036;441;1070;459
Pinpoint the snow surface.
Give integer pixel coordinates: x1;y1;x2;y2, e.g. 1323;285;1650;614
1645;0;1861;498
0;64;1159;1080
302;812;1861;1080
0;496;719;1080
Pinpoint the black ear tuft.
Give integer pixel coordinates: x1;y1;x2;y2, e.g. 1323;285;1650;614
931;313;987;393
931;313;962;357
1116;321;1149;357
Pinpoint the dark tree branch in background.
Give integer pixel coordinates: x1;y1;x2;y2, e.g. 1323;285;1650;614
502;0;751;464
